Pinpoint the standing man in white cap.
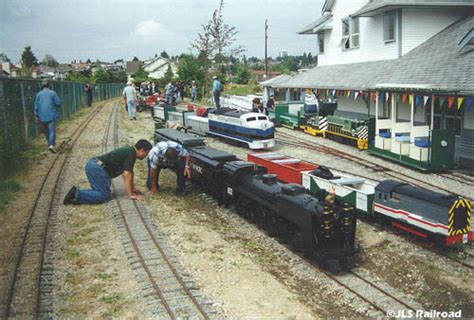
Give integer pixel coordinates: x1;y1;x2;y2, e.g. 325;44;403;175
34;79;61;153
123;80;138;120
212;76;222;109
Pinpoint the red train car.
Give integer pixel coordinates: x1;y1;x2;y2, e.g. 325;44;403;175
247;152;318;184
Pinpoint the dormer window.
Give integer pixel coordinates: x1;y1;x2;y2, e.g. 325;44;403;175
383;12;396;43
342;17;359;50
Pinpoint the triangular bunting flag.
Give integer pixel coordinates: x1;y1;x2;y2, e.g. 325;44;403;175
457;97;464;110
465;97;473;111
415;95;421;107
439;97;446;108
423;96;429;107
386;92;390;102
402;94;407;104
448;96;454;109
408;94;413;105
354;91;359;100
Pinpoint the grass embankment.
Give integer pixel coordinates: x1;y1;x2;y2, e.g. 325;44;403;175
224;83;261;96
0;179;21;212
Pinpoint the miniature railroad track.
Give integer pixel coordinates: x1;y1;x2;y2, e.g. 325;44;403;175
275;129;473;202
196;191;422;318
103;104;216;319
1;104;104;319
272;131;474;270
436;172;474;187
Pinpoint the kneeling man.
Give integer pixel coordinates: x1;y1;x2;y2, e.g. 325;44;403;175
147;141;191;195
63;139;153;204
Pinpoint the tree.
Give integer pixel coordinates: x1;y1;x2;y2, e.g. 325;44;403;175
65;70;88;83
20;46;38;68
0;53;10;62
131;64;149;83
132;56;139;61
92;66;109;83
177;54;206;93
42;54;59;67
160;65;174;85
160;51;169;59
235;64;251;84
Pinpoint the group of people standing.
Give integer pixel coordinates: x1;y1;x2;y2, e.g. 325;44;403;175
164;80;198;105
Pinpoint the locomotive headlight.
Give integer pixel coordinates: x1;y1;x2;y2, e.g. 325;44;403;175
441;140;448;147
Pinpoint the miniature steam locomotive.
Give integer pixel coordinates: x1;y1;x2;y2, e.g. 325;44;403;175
154;128;358;272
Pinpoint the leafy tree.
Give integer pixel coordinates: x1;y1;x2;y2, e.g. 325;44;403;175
42;54;59;67
160;51;169;59
108;69;127;83
131;64;149;83
235;64;250;84
0;53;10;62
132;56;139;61
177;54;205;84
92;66;109;83
270;64;291;75
160;65;174;84
20;46;38;68
65;70;88;82
86;58;91;64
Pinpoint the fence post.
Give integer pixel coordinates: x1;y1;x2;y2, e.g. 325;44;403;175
20;81;29;142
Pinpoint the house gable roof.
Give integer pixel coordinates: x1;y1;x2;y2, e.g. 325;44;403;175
352;0;474;17
125;61;141;74
298;13;333;34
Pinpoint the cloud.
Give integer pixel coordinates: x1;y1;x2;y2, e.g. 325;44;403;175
133;20;163;38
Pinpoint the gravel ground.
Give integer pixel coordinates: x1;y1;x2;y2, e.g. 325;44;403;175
1;100;473;318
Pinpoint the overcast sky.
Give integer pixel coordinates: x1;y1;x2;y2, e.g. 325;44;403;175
0;0;325;64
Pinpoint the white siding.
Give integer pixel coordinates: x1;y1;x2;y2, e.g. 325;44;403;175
317;2;466;66
401;8;466;55
318;0;368;66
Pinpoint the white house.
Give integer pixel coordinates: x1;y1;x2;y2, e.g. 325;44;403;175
266;0;474;169
143;56;177;80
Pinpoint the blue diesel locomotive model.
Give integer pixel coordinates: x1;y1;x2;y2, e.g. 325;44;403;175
154;128;358;272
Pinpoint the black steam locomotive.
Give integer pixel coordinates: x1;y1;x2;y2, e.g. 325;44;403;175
154;128;358;272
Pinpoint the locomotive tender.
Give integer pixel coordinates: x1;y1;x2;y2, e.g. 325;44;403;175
154;128;357;272
249;152;472;246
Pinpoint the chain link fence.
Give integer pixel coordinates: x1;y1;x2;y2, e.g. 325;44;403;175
0;78;123;179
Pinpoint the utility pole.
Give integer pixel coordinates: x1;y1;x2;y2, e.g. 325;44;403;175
265;19;268;79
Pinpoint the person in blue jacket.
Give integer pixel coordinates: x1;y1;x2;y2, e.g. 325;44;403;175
34;80;61;153
212;76;222;109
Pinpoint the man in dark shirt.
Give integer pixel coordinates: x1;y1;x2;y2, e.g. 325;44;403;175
63;139;153;205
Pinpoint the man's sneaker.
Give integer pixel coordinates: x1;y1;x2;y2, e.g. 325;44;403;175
133;116;137;120
48;145;57;153
63;186;77;205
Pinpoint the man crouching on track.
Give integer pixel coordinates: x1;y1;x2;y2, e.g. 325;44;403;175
63;139;153;205
146;141;191;196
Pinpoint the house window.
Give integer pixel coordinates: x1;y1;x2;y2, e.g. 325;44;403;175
342;17;359;50
383;12;396;43
318;33;325;54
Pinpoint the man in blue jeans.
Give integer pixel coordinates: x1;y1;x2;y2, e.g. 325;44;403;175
146;140;191;196
63;139;153;205
212;76;222;109
34;80;61;153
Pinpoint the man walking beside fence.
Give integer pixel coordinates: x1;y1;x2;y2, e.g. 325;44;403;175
123;81;138;120
34;80;61;153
